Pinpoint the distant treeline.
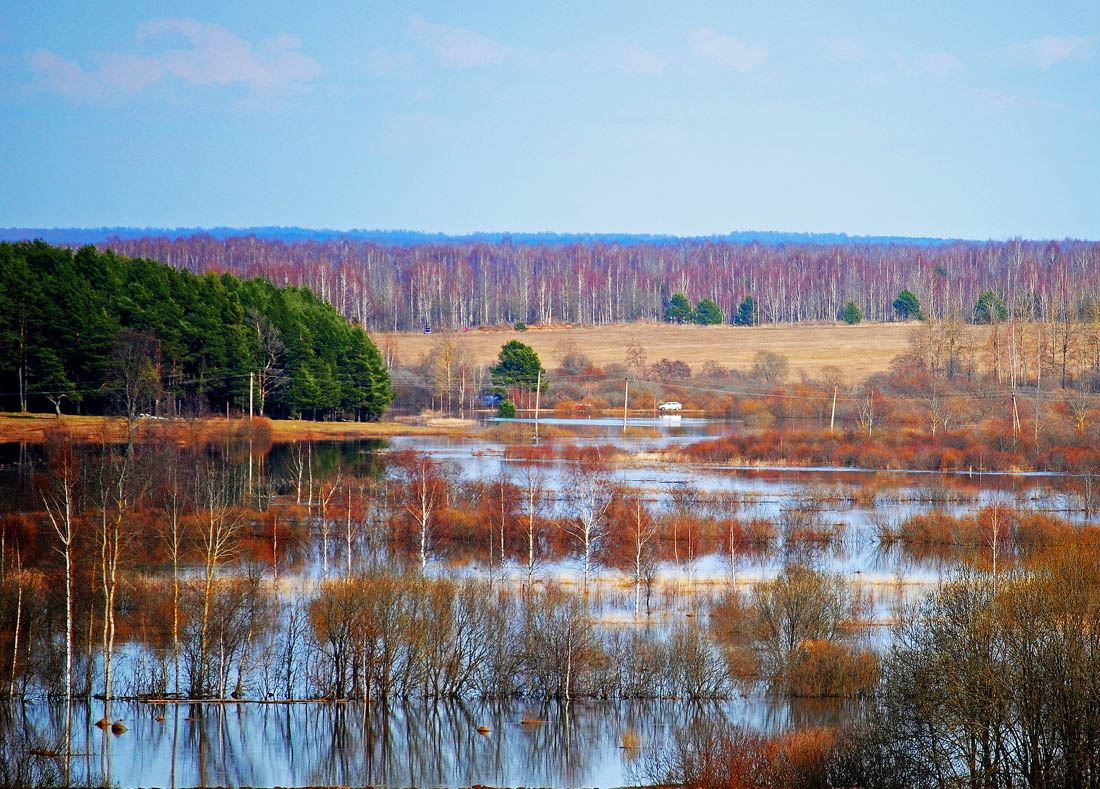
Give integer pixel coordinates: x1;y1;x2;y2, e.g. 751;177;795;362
0;240;392;419
0;225;961;247
46;232;1100;331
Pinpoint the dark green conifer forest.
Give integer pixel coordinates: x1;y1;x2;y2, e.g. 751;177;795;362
0;240;392;420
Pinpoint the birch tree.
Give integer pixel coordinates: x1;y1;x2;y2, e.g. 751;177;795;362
562;455;610;597
192;459;243;697
154;444;190;696
395;451;447;572
40;435;80;781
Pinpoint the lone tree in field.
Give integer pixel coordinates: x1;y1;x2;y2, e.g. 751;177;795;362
734;295;757;326
490;340;546;390
752;350;789;383
625;340;647;380
893;289;923;321
692;297;723;325
842;301;862;325
664;293;692;324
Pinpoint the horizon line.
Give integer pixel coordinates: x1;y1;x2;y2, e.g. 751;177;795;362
4;225;1096;245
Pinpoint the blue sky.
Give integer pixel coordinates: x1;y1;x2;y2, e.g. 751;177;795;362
1;1;1098;239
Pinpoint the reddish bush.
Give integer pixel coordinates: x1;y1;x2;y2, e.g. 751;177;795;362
651;358;692;381
669;724;841;789
769;727;839;789
503;444;556;461
552;399;587;415
856;446;893;469
786;640;878;697
898;511;968;544
579;395;610;411
433;505;482;543
939;447;965;470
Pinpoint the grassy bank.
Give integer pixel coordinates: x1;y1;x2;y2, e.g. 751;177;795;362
0;412;460;444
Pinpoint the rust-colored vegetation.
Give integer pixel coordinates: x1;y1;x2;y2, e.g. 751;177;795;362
0;412;453;446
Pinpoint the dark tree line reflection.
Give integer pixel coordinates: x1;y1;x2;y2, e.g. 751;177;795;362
1;696;845;787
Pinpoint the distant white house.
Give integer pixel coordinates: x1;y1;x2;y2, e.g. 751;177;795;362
658;401;682;412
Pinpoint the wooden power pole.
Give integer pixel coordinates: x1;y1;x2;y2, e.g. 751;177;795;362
623;379;629;431
534;369;541;443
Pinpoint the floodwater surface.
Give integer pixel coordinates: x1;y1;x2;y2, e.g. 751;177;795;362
9;696;852;788
3;417;1094;788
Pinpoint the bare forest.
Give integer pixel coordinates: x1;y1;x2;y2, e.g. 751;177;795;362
99;235;1100;331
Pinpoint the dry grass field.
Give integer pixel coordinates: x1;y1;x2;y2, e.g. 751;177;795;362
265;417;461;441
0;412;454;444
377;321;962;380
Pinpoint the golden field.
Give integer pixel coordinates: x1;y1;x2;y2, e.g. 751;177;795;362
376;320;959;380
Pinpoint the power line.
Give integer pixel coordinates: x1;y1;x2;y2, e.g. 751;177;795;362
385;369;1089;406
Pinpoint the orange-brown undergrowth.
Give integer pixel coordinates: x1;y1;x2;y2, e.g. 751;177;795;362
0;412;450;446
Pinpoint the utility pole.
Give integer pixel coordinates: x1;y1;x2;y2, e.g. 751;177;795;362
829;385;837;433
248;375;255;495
623;379;629;431
534;369;541;444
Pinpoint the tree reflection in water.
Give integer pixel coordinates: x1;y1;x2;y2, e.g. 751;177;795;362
0;696;848;787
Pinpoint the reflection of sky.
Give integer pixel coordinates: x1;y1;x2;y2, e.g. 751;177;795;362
381;427;1094;589
133;427;1096;640
387;425;1095;493
9;697;853;788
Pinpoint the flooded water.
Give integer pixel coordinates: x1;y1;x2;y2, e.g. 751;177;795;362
379;423;1094;597
2;417;1094;787
10;696;852;788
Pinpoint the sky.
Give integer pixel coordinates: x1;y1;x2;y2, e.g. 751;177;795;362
1;1;1098;240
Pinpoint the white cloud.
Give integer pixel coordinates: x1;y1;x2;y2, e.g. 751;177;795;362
98;53;163;92
29;49;102;99
857;71;888;89
971;89;1021;113
367;46;416;77
1010;34;1097;68
815;36;866;63
900;52;963;79
408;14;506;67
137;19;322;93
611;41;670;75
690;28;766;72
966;89;1041;114
917;52;962;77
29;19;322;101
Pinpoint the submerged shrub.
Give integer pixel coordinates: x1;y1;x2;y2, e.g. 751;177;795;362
637;720;840;789
786;640;878;697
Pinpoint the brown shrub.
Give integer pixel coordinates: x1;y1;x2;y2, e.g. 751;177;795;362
656;723;841;789
786;640;878;697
